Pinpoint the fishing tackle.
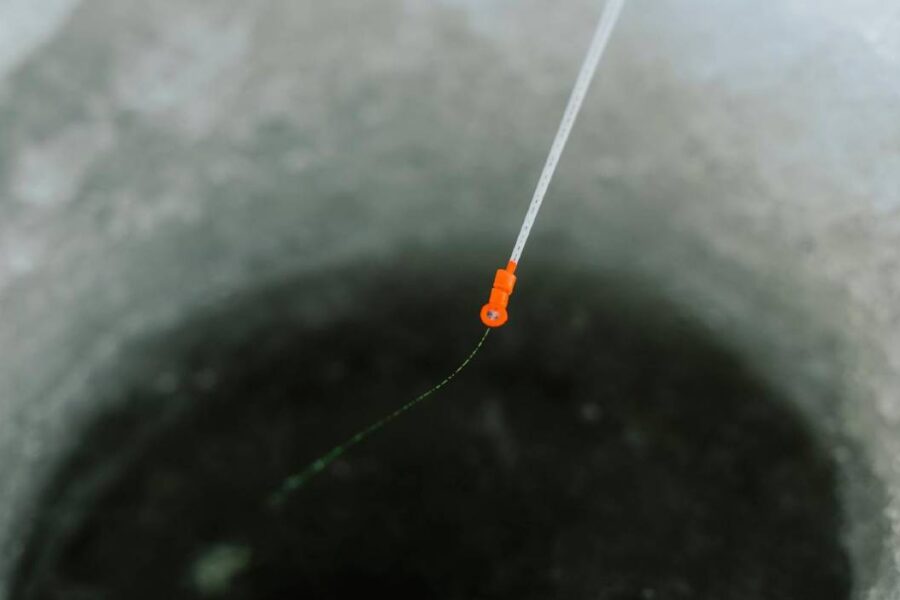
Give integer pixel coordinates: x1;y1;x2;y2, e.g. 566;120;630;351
482;0;625;327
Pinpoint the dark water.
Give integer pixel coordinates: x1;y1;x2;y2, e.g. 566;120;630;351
13;257;850;599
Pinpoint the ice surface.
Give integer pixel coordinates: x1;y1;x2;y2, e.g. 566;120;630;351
0;0;898;597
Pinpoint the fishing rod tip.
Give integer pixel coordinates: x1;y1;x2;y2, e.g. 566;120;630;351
480;261;517;328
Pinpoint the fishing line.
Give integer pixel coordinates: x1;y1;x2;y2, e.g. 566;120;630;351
268;328;490;506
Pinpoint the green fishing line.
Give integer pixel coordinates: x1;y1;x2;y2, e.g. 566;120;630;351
268;328;491;507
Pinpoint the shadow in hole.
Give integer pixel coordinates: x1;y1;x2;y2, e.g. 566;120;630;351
13;256;850;600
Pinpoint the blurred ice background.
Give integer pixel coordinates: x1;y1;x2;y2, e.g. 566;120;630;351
0;0;899;597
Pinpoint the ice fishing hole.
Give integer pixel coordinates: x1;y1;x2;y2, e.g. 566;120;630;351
12;258;850;599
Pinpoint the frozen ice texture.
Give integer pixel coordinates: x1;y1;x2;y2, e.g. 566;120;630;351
0;0;898;597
